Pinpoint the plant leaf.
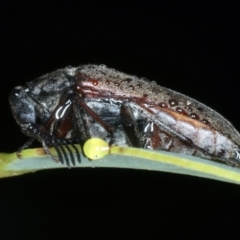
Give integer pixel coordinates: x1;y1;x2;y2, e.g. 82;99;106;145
1;138;240;185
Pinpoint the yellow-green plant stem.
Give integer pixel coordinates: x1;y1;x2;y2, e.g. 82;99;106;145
1;138;240;185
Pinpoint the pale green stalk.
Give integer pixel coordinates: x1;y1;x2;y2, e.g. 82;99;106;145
1;138;240;185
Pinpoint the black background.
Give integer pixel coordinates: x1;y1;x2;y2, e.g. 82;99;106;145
1;1;240;238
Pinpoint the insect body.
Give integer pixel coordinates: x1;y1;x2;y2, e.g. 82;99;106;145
9;64;240;167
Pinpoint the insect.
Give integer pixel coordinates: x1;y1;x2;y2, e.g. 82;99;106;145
9;64;240;167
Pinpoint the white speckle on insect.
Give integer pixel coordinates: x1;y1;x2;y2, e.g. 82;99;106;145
99;64;107;68
235;151;240;159
66;67;77;76
151;80;157;85
32;87;41;95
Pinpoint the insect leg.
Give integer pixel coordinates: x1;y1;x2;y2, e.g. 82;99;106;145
16;138;35;158
121;103;166;149
75;99;116;145
121;103;161;149
41;138;61;163
61;139;76;166
67;140;81;164
229;151;240;166
76;99;114;133
35;95;81;166
54;139;70;167
72;101;91;144
120;103;146;147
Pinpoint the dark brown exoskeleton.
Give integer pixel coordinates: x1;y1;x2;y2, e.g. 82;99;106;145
9;64;240;167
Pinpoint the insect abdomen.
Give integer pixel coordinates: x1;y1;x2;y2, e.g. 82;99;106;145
149;106;237;160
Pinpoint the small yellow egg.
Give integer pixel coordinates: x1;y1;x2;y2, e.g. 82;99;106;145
83;138;110;160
